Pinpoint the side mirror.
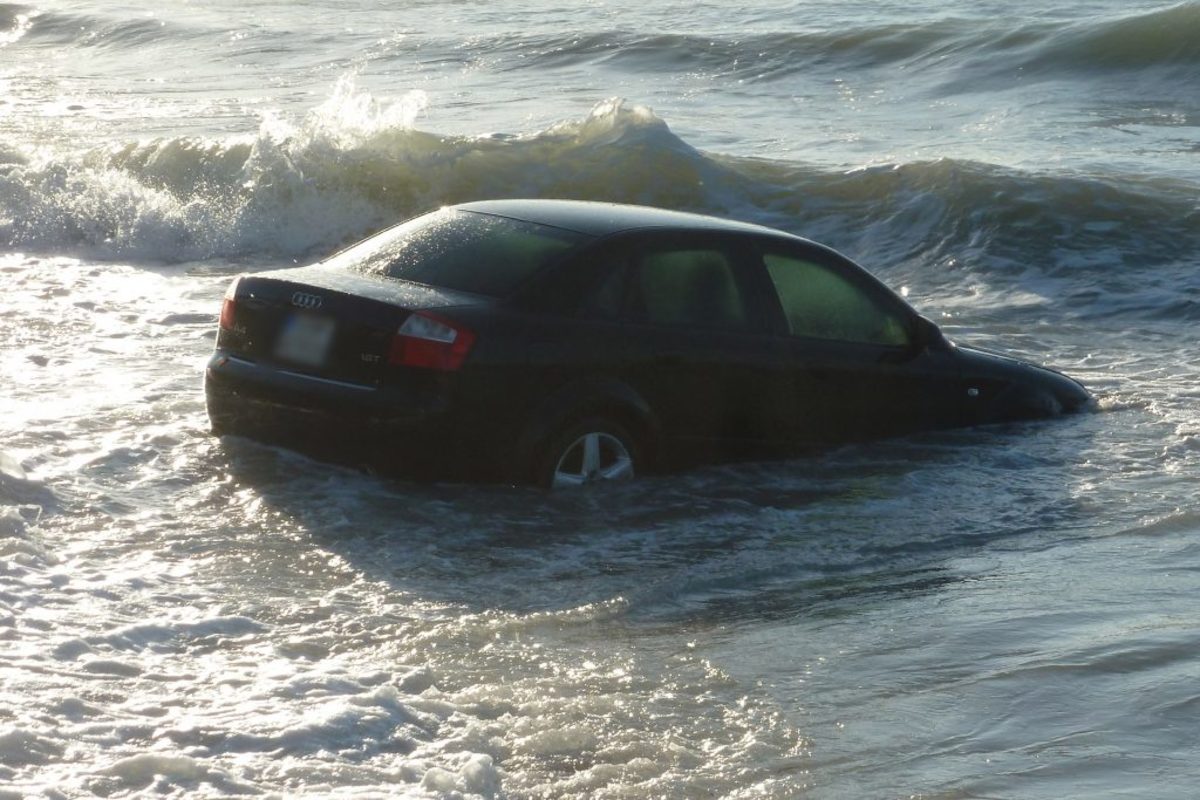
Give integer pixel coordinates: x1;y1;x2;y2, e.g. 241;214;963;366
914;315;951;352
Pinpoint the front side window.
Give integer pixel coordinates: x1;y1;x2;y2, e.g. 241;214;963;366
330;208;590;297
764;252;910;346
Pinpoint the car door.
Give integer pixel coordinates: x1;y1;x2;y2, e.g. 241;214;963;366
581;232;792;462
753;241;967;445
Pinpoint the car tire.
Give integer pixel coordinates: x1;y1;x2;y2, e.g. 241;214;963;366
533;417;641;489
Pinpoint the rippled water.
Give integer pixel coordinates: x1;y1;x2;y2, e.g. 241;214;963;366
3;1;1200;797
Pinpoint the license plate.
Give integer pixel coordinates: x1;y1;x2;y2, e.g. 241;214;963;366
275;313;335;367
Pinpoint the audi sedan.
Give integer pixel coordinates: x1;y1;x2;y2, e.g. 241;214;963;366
205;199;1091;487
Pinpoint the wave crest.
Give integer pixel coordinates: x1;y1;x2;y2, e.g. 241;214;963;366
432;3;1200;85
1026;2;1200;73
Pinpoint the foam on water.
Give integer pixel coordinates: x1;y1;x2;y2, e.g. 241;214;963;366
0;4;31;47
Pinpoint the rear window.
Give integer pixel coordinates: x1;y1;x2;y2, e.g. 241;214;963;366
329;208;590;297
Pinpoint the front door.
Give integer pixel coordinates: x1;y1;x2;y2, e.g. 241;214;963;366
755;244;967;445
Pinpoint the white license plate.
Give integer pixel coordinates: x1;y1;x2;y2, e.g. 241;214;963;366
275;314;335;367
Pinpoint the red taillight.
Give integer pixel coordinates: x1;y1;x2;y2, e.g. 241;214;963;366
219;278;240;331
388;311;476;371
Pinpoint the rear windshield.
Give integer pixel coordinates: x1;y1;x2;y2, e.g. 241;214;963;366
329;208;591;297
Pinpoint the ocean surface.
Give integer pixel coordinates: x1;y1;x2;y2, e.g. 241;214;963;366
2;0;1199;797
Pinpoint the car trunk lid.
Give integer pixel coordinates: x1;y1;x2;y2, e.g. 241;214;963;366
219;265;489;385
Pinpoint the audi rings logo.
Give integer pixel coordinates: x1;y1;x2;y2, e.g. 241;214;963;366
291;292;324;310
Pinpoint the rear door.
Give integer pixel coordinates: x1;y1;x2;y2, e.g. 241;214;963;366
583;232;792;460
752;241;967;444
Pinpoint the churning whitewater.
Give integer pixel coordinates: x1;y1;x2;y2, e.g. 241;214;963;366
3;0;1200;797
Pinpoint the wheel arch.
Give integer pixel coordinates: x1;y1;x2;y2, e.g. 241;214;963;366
512;376;662;483
978;380;1065;424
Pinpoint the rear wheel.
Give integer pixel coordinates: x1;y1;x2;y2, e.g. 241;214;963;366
535;417;639;489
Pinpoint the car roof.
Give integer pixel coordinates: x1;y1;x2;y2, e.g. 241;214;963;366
454;199;795;239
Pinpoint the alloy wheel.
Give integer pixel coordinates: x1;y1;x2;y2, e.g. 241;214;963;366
550;431;635;488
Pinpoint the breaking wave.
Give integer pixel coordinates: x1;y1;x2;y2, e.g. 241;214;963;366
1;78;1196;288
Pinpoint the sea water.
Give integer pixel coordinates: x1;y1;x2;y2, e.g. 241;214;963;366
2;1;1199;797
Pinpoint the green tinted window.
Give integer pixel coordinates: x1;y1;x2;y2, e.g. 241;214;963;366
765;253;910;346
333;209;589;297
632;248;749;330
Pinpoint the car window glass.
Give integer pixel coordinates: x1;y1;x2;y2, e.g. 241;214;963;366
764;253;910;346
631;248;750;330
582;262;626;319
331;208;589;297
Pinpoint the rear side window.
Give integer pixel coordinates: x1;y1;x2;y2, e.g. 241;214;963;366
764;253;910;346
625;248;752;330
638;247;748;328
330;209;589;297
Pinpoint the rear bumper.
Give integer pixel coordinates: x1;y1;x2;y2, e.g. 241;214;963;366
204;352;465;476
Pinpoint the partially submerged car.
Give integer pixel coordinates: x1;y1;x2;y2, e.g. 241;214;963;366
205;199;1091;487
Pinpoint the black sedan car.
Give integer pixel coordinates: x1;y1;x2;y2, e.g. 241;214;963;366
205;200;1091;487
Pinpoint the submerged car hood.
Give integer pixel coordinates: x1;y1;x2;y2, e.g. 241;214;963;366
254;264;491;310
955;343;1071;379
954;343;1093;411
